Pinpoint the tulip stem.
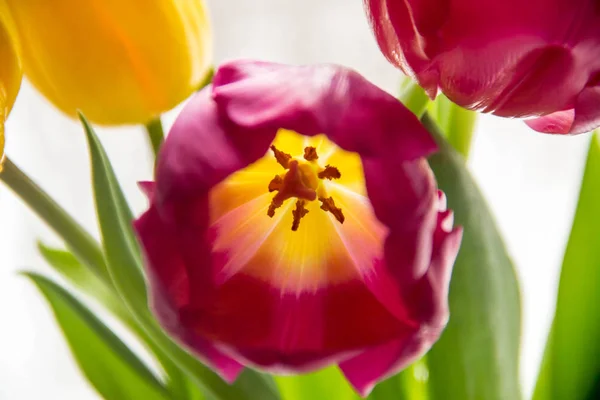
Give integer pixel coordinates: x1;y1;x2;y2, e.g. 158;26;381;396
145;117;164;158
0;157;109;281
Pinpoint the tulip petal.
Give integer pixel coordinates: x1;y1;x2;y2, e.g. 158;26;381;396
155;88;277;208
212;60;437;161
134;206;244;382
526;81;600;134
339;226;462;397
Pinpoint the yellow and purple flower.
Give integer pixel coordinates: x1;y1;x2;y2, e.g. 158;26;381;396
135;60;462;396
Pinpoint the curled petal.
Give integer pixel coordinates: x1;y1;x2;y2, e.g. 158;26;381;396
212;60;437;161
526;81;600;134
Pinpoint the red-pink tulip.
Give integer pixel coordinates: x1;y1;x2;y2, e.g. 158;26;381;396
134;60;462;396
364;0;600;134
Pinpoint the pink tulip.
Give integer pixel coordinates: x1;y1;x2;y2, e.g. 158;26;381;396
364;0;600;134
134;60;462;396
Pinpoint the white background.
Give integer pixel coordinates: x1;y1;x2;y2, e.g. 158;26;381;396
0;1;591;399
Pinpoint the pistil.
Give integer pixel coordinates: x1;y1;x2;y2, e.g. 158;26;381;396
267;145;345;230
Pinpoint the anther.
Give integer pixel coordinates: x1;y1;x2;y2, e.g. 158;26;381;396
291;200;309;231
318;165;341;180
271;145;292;169
319;197;345;224
303;146;319;161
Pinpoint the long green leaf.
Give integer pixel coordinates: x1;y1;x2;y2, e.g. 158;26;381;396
24;272;169;400
38;243;204;400
423;114;522;400
80;113;280;400
533;133;600;400
38;242;134;327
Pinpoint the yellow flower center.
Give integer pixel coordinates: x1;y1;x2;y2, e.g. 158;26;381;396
208;130;387;292
267;145;345;231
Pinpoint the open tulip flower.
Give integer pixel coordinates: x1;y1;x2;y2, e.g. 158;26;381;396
364;0;600;134
134;60;462;396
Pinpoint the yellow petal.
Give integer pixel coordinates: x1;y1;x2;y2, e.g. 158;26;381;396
0;0;23;170
5;0;211;125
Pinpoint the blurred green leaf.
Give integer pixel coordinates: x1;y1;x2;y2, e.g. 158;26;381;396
369;361;429;400
38;243;204;400
428;95;477;158
533;133;600;400
38;242;134;327
24;272;169;400
423;114;522;400
0;158;110;282
80;113;280;400
276;367;358;400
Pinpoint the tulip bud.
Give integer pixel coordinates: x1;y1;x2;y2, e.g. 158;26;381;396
6;0;211;125
0;0;23;170
364;0;600;135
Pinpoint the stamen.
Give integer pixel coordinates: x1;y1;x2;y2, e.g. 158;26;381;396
271;145;292;169
291;200;309;231
268;175;283;192
319;197;345;224
268;197;284;218
266;142;345;230
318;165;341;180
303;146;319;161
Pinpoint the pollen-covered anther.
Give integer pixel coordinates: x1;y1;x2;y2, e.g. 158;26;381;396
303;146;319;161
268;175;284;192
318;165;341;180
291;200;309;231
271;145;292;169
268;197;283;218
319;196;345;224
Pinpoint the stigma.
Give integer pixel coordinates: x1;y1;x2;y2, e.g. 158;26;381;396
267;145;345;231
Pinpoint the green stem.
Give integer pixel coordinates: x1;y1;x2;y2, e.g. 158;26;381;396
0;157;109;281
145;117;164;158
399;79;430;118
445;105;478;159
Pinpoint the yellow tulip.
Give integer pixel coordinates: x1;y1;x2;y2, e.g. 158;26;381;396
6;0;212;125
0;0;23;171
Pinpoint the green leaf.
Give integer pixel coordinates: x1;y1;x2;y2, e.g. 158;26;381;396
276;367;358;400
80;113;280;400
24;272;169;400
533;133;600;400
368;361;429;400
38;242;134;327
38;243;204;400
423;114;522;400
0;158;110;282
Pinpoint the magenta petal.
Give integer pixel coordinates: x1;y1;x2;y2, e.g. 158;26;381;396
212;60;437;161
526;82;600;134
339;332;434;397
155;88;277;209
134;206;244;382
340;227;462;397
